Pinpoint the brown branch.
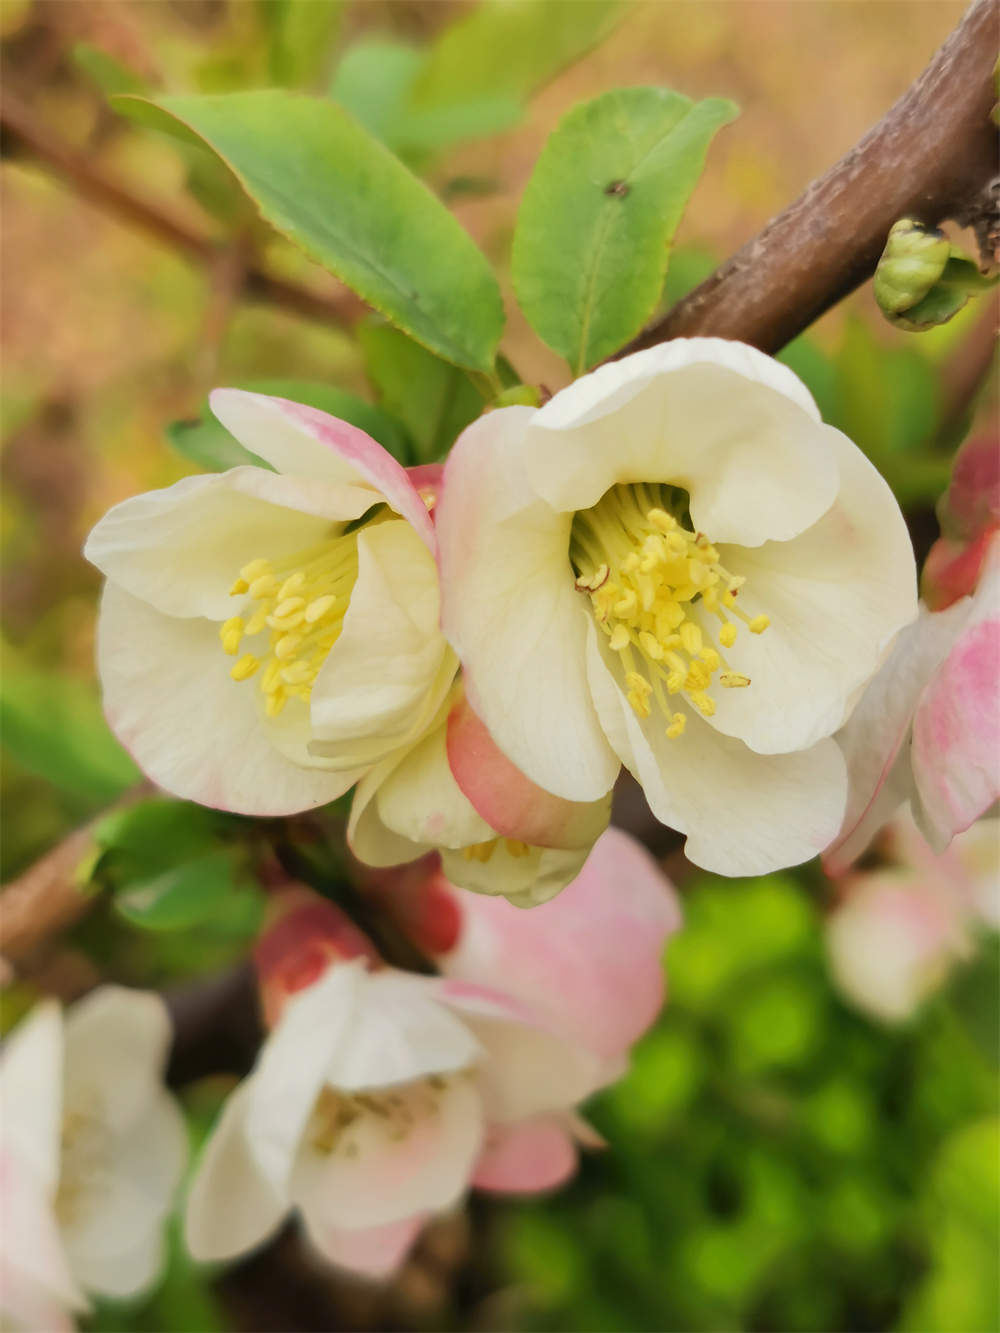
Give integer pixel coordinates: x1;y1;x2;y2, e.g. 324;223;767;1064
0;85;365;329
618;0;999;358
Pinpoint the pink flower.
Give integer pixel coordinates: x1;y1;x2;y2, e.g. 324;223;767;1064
922;431;1000;611
827;533;1000;873
826;814;998;1023
187;831;679;1279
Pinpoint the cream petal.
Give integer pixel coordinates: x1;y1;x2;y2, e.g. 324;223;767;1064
303;1215;425;1279
441;842;592;907
291;1072;483;1231
0;1150;85;1317
309;521;457;767
586;621;847;874
210;391;436;551
348;756;440;869
704;424;918;754
246;962;366;1191
0;1001;63;1197
437;408;619;802
62;987;171;1134
471;1117;578;1194
523;339;838;547
185;1082;287;1264
85;466;380;621
825;601;968;874
98;585;352;815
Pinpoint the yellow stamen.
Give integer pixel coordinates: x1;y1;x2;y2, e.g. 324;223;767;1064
230;654;260;681
570;482;770;727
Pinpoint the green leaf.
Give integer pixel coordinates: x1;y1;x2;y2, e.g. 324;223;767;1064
263;0;343;89
95;799;221;869
512;87;738;372
168;377;413;471
71;42;146;97
413;0;621;108
0;663;138;804
113;850;244;931
358;321;482;461
116;91;505;372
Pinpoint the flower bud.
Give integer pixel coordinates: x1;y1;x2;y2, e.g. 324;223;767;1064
873;218;951;316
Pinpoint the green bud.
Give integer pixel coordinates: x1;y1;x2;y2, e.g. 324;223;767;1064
491;383;543;409
873;218;950;316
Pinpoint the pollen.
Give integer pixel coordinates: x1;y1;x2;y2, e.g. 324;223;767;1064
220;526;368;717
570;482;771;736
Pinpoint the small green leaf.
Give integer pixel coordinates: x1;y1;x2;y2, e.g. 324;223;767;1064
264;0;343;89
358;321;482;461
413;0;621;108
95;799;221;868
512;87;738;373
113;850;241;931
1;664;138;804
168;378;412;471
116;91;505;372
71;42;146;97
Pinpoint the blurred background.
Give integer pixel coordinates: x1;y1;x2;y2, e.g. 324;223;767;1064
1;2;996;1331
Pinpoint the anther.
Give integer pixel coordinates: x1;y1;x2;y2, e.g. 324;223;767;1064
305;595;337;623
718;623;738;648
720;672;751;688
749;615;770;634
609;625;631;652
665;712;686;739
230;654;260;682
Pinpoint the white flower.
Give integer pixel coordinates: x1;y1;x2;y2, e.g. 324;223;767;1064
0;989;187;1328
436;339;917;875
827;533;1000;872
349;690;611;906
185;959;613;1278
85;393;456;816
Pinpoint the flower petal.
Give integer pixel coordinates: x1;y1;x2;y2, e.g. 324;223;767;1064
98;584;354;814
439;827;680;1060
309;521;457;768
303;1215;425;1279
0;1001;63;1196
210;391;436;551
586;622;847;874
291;1072;483;1230
440;842;592;907
438;407;619;801
85;466;379;621
0;1150;85;1318
185;1082;287;1264
704;424;918;754
62;987;171;1133
825;598;972;874
472;1117;577;1194
523;339;838;546
446;693;611;849
912;554;1000;849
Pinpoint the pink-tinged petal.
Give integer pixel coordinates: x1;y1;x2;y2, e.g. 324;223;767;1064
303;1215;426;1280
826;870;970;1023
439;828;679;1061
185;1083;287;1264
922;527;999;611
825;599;970;875
437;407;619;802
912;610;1000;851
97;585;356;815
472;1118;577;1194
0;1150;86;1318
446;694;612;848
210;392;436;552
523;338;838;547
406;463;444;506
936;430;1000;544
84;466;379;621
309;522;457;770
585;621;847;875
291;1070;483;1230
0;1001;63;1197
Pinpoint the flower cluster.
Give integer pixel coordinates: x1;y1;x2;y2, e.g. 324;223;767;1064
86;340;917;897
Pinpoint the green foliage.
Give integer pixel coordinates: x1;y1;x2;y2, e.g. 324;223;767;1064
113;851;255;932
412;0;621;108
116;92;505;373
512;88;737;372
71;42;145;97
330;39;520;162
1;659;138;806
874;218;996;333
503;872;999;1333
358;320;484;462
167;377;412;472
261;0;343;90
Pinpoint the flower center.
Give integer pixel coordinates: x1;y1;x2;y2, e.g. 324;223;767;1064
462;837;532;863
570;483;769;738
308;1076;456;1157
55;1098;113;1226
220;514;386;717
